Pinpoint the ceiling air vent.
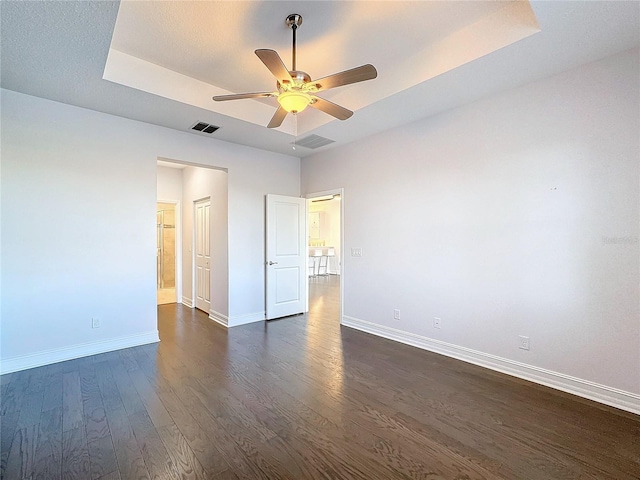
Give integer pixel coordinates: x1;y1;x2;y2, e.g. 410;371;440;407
293;134;335;149
190;121;220;135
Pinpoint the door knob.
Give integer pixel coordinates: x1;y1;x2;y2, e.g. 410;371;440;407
268;261;278;265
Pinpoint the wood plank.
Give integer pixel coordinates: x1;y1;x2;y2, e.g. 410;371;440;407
4;424;39;479
182;374;278;443
107;363;146;417
88;436;119;480
94;362;124;412
210;470;240;480
164;369;294;479
33;406;63;480
0;373;29;416
85;406;110;444
118;349;140;373
41;372;64;412
62;372;84;432
126;368;173;429
127;410;179;480
157;424;208;480
27;365;52;391
152;385;230;477
96;472;121;480
0;411;19;477
104;407;149;480
61;427;90;480
79;363;103;411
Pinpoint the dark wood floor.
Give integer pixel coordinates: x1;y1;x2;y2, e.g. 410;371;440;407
2;274;639;479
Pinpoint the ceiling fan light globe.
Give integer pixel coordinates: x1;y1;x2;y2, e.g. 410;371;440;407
278;91;311;113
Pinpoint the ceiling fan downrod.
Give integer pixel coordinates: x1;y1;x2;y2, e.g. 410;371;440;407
285;14;303;71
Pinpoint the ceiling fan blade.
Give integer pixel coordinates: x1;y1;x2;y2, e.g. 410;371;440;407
213;92;274;101
255;49;293;84
310;97;353;121
313;64;377;92
267;106;288;128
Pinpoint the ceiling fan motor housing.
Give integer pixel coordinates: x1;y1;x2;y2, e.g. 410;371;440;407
278;71;312;89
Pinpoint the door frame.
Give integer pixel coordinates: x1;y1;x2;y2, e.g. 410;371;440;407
157;199;181;302
305;188;344;325
193;196;212;313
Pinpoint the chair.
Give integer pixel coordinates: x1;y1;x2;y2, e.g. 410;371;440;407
309;248;324;276
317;247;335;276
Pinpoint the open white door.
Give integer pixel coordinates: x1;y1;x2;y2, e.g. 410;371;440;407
266;194;307;320
195;198;211;313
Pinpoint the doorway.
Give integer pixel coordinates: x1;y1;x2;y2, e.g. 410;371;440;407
157;159;228;319
307;189;343;323
157;202;177;305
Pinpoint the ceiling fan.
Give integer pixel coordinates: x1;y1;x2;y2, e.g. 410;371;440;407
212;14;377;129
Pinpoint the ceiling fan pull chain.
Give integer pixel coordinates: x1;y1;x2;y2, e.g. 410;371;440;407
292;113;297;150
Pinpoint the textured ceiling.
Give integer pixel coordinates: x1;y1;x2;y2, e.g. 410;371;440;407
110;1;508;93
105;1;540;135
1;1;639;158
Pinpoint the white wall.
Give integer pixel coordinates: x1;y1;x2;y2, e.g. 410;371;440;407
301;48;640;409
157;165;183;201
1;89;299;371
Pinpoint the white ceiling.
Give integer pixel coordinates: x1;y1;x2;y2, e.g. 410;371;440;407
1;1;639;158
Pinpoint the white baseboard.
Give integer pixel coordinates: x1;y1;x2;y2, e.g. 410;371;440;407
182;296;193;308
342;316;640;416
209;310;228;327
209;310;265;328
230;311;265;327
0;331;160;375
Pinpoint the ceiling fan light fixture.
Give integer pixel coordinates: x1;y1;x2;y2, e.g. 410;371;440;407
278;91;311;113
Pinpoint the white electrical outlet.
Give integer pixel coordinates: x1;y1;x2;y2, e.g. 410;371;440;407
433;317;441;329
92;318;100;329
519;335;530;350
393;309;400;320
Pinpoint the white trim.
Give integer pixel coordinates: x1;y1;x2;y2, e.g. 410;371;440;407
209;310;265;328
229;311;265;327
342;316;640;415
0;331;160;375
209;310;228;327
182;296;194;308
